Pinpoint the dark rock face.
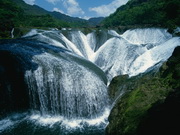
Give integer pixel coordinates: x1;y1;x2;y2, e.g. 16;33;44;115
137;47;180;135
0;51;30;117
106;46;180;135
137;88;180;135
108;74;129;100
0;39;49;117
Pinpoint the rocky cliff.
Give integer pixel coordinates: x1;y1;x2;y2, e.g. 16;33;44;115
106;46;180;135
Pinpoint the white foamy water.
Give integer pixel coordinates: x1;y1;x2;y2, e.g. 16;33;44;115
93;37;147;81
0;113;28;133
29;108;110;129
1;27;179;134
22;28;179;82
0;109;110;133
25;51;108;119
128;37;180;76
0;119;14;133
121;28;172;45
69;31;94;60
23;29;39;37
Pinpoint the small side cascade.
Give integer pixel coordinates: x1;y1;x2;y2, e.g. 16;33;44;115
11;28;14;38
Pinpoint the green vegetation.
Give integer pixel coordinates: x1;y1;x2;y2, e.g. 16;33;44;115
106;46;180;135
1;0;179;38
102;0;180;30
0;0;105;38
0;0;22;38
0;0;89;38
21;14;70;28
0;0;69;38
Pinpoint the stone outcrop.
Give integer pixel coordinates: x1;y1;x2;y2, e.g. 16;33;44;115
106;46;180;135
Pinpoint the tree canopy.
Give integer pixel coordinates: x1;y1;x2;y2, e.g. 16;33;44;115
0;0;88;38
102;0;180;29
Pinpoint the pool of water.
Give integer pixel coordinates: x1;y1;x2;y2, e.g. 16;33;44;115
0;110;109;135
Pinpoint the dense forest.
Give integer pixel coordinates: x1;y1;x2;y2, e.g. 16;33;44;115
0;0;89;38
0;0;22;38
102;0;180;30
1;0;180;38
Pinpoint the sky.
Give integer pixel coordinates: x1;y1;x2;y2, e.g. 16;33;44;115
23;0;129;19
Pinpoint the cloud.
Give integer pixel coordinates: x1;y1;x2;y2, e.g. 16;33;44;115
82;16;91;20
63;0;84;16
53;8;65;14
89;0;129;17
46;0;60;4
23;0;35;5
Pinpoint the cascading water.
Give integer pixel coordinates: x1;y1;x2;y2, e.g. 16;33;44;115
0;28;179;135
94;28;179;80
23;28;179;81
93;37;146;80
25;52;108;119
121;28;172;45
0;39;109;135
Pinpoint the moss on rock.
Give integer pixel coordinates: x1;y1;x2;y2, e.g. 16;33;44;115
106;46;180;135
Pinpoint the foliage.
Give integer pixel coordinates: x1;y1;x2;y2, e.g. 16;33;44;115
21;14;70;28
102;0;180;29
0;0;89;38
0;0;22;38
106;47;180;135
107;75;171;135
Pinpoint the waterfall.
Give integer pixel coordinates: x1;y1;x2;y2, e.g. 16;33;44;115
0;39;110;134
11;28;14;38
94;29;180;79
121;28;172;45
0;27;179;134
128;37;180;76
62;31;94;60
93;37;146;80
25;52;108;119
23;28;180;81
